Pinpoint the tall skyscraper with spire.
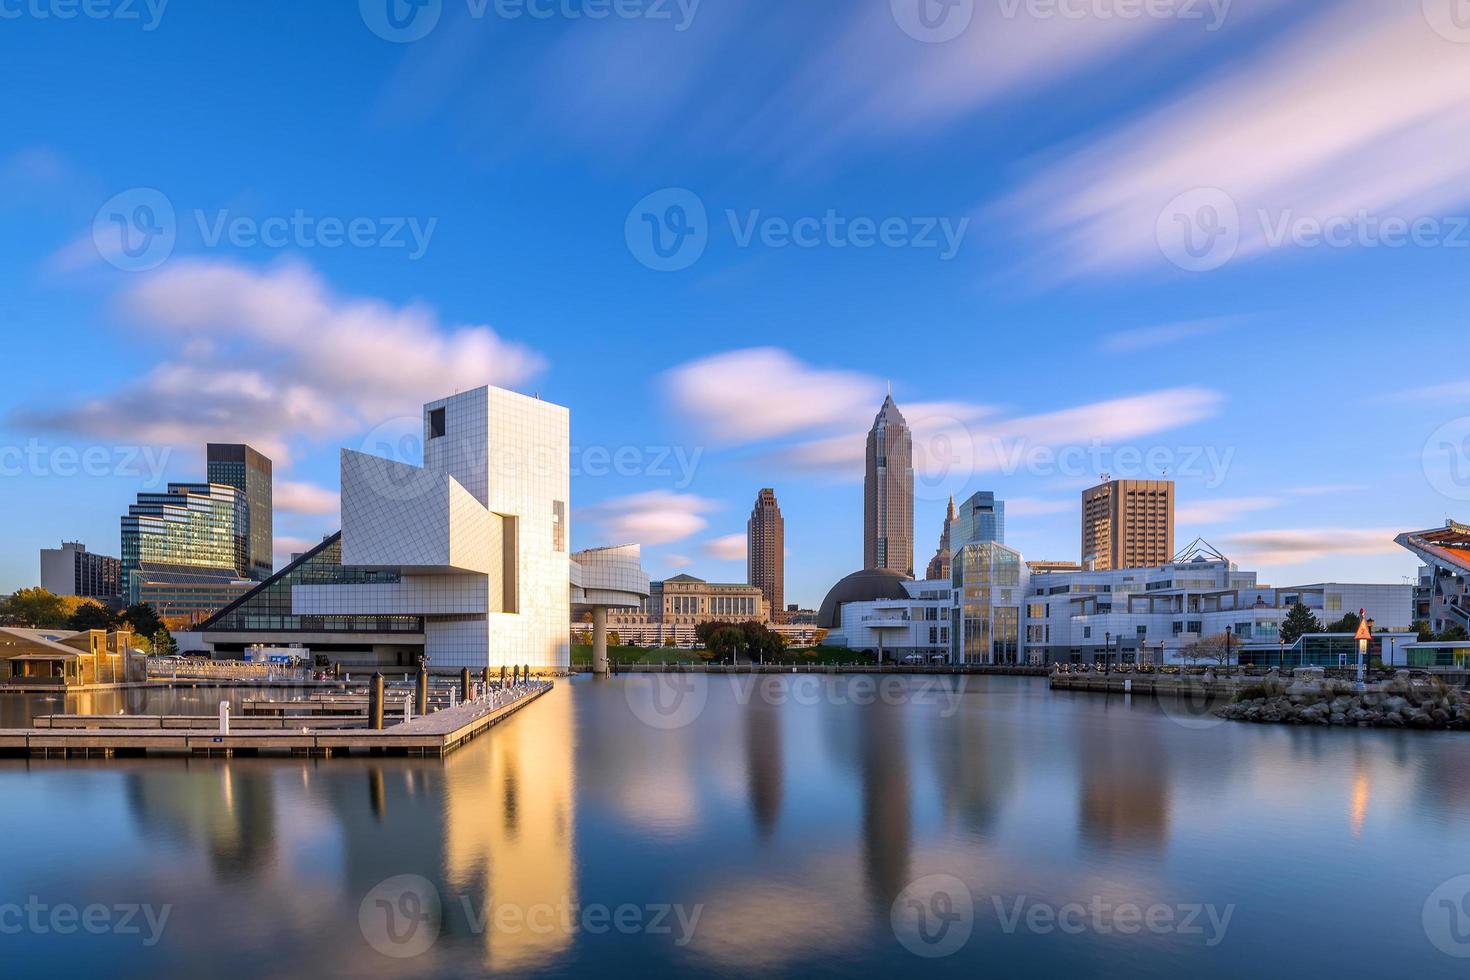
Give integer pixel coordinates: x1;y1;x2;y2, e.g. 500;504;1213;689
864;395;914;577
925;496;957;581
747;487;784;616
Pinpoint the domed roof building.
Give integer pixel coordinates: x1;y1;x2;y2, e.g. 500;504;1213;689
817;568;913;630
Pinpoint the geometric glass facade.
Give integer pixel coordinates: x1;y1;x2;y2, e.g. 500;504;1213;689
953;490;1005;548
121;483;247;603
951;540;1024;665
207;443;273;581
199;533;421;635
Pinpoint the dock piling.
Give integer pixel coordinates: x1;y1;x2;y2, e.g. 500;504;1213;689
369;673;385;730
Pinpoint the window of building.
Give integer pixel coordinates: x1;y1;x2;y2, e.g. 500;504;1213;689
428;407;446;439
552;500;566;552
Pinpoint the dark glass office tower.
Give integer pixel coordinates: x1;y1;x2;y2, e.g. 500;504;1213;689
207;443;274;581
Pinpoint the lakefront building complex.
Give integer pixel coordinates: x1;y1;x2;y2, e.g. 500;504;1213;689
1082;478;1175;571
207;443;274;583
864;396;914;578
747;488;784;616
822;542;1412;666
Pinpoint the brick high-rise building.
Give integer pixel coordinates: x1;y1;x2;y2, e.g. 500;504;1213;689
747;488;784;616
1081;479;1175;571
864;396;914;577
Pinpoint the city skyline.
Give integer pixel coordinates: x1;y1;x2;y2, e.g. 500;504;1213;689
2;1;1464;606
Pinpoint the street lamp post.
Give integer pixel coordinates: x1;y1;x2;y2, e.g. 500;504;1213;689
1104;632;1111;674
1225;625;1233;677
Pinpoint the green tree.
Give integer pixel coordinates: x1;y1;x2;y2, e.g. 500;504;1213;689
121;603;163;639
68;601;118;631
1410;620;1434;642
1325;611;1361;635
151;627;178;657
1279;602;1323;646
3;587;69;628
1437;624;1469;643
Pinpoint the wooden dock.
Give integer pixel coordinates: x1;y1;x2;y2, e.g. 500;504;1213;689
0;683;552;760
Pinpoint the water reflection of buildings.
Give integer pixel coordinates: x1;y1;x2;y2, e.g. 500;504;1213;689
859;696;911;908
932;682;1016;833
125;764;277;877
744;693;783;838
1077;722;1171;852
443;683;576;972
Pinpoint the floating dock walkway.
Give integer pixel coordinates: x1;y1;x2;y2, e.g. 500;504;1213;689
0;682;552;760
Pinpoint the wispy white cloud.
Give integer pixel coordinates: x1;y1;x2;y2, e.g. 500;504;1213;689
663;347;882;443
579;491;719;545
666;348;1223;486
1177;496;1280;525
1100;317;1239;353
1378;379;1470;405
999;1;1470;279
1288;483;1370;496
17;259;545;468
1222;527;1401;565
703;533;747;561
276;479;340;517
772;387;1223;482
1005;497;1074;517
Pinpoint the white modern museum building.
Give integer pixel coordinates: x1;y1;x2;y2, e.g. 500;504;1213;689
187;386;647;672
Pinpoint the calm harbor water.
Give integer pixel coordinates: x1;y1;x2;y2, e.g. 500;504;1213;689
2;674;1469;978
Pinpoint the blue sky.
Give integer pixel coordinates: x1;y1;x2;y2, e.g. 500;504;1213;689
3;0;1469;606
